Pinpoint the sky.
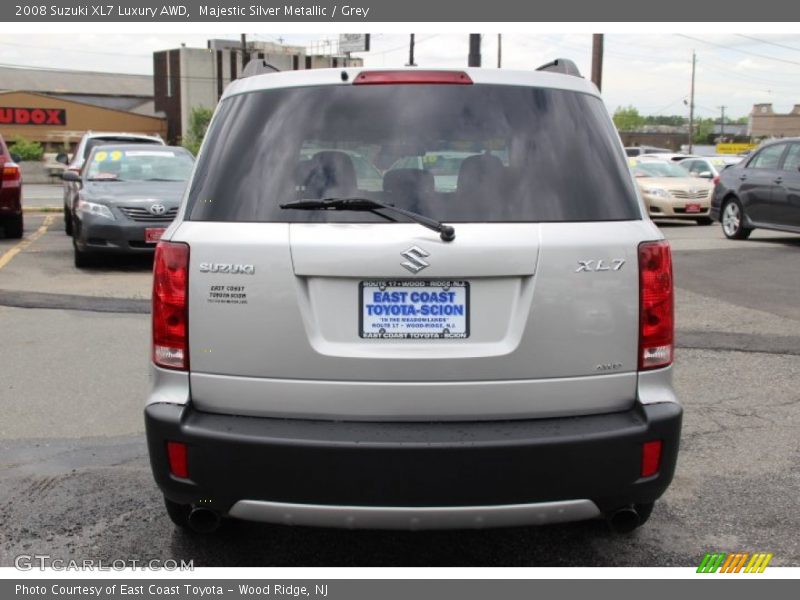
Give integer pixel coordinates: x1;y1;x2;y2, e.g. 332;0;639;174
1;32;799;120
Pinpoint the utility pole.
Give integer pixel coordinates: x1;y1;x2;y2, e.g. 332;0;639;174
407;34;416;67
468;34;481;67
591;34;604;91
497;34;502;68
240;34;249;68
718;105;727;138
688;50;696;153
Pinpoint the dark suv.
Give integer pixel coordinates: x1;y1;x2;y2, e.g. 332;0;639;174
712;138;800;239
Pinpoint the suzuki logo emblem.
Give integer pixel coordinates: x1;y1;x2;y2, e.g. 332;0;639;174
400;246;430;274
149;203;167;216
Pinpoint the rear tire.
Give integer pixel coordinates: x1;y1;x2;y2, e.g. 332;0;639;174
721;198;752;240
64;206;73;235
695;217;713;226
164;497;191;529
3;214;23;239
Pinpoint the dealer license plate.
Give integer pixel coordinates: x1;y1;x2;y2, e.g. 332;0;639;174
360;280;470;339
685;203;701;213
145;228;166;243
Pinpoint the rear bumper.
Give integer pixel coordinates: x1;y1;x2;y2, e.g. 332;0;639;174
145;401;681;528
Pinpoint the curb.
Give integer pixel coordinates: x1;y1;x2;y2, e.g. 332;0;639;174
23;206;62;213
0;289;149;314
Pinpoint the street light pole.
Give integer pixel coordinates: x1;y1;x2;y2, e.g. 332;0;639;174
468;34;481;67
407;34;416;67
240;33;249;68
688;50;696;153
497;34;502;68
591;34;604;91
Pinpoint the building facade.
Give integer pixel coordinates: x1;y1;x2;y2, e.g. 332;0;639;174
153;39;364;143
0;66;165;150
749;104;800;139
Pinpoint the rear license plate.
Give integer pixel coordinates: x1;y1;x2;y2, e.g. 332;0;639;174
685;203;701;213
360;280;470;339
145;228;166;243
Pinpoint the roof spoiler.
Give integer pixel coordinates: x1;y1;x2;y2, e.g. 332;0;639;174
536;58;582;77
241;60;281;78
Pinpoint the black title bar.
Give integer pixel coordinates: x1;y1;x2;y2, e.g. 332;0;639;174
4;0;799;22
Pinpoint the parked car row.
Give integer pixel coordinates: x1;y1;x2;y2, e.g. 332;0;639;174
61;132;194;267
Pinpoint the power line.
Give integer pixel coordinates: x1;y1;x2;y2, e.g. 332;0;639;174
735;34;800;53
674;34;800;67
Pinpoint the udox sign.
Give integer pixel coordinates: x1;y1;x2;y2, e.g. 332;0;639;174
0;107;67;126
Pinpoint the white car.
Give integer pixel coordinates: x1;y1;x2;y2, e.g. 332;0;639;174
145;63;681;534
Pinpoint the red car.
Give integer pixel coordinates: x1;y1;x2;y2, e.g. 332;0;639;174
0;134;23;239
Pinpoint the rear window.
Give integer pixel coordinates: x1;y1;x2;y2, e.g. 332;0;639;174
186;84;640;223
83;137;161;160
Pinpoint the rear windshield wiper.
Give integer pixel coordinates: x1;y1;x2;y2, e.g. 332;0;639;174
280;197;456;242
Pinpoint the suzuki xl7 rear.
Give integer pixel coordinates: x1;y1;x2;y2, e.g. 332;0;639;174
146;63;681;534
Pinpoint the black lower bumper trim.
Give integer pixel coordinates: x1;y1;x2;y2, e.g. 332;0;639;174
145;402;682;515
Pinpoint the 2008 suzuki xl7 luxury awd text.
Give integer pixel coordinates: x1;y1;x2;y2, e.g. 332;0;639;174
145;62;681;534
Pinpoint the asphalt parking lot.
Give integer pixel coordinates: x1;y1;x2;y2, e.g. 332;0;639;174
0;185;798;567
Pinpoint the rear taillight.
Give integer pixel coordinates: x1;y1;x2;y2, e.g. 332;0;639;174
713;175;720;185
2;162;21;187
353;70;473;85
166;441;189;478
153;241;189;370
638;240;673;370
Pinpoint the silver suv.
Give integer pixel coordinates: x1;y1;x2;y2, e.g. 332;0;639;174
145;64;681;535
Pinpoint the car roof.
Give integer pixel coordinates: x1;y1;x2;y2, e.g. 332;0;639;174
84;131;163;141
223;67;599;101
85;144;189;156
755;137;800;149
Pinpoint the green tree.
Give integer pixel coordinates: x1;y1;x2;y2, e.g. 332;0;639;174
8;136;44;161
693;117;715;144
182;106;214;156
613;106;645;132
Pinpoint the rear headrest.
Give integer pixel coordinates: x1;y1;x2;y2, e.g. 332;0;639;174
303;151;358;198
457;154;505;193
383;168;435;195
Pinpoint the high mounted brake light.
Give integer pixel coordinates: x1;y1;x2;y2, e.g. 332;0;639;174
638;241;674;370
153;241;189;370
352;70;473;85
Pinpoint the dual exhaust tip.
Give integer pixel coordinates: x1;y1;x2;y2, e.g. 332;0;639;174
606;506;641;534
187;506;222;533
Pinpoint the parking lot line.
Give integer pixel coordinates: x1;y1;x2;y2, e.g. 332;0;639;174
0;214;55;271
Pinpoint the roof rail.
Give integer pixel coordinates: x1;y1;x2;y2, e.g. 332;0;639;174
536;58;582;77
241;59;281;78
